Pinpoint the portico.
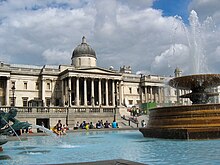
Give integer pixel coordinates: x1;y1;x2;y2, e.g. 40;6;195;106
61;71;121;108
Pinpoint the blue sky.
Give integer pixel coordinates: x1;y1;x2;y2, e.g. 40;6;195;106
0;0;220;76
153;0;191;23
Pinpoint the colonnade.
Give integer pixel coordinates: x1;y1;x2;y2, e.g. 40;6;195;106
142;86;164;103
63;76;120;107
0;77;11;106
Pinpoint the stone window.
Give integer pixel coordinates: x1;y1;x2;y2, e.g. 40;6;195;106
24;82;27;89
11;81;15;88
22;97;28;107
129;87;132;94
129;100;133;105
46;98;51;107
79;58;81;66
35;82;39;90
46;82;50;90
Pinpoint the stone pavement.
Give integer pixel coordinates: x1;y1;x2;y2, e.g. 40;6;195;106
50;159;146;165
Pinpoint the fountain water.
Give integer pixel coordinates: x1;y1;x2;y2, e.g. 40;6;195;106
140;11;220;139
189;10;207;74
32;125;64;144
32;125;55;136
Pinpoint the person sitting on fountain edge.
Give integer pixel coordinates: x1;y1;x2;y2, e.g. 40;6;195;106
55;120;62;136
112;120;118;128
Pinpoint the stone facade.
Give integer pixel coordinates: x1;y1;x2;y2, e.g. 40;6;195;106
0;36;189;128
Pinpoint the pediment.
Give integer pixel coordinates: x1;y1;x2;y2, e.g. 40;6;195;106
60;67;122;80
77;67;116;74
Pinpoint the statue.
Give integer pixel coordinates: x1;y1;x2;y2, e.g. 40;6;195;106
0;108;31;145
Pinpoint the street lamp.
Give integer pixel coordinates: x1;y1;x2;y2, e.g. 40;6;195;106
114;82;119;121
11;85;15;107
114;91;117;121
66;88;71;125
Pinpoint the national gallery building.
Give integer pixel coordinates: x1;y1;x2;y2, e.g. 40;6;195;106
0;37;187;128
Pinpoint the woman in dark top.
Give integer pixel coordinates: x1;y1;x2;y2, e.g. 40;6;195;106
56;120;62;135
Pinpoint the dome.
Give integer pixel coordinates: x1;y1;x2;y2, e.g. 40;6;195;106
72;36;96;59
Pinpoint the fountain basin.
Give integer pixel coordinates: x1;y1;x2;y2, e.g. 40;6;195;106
169;74;220;104
169;74;220;90
139;104;220;139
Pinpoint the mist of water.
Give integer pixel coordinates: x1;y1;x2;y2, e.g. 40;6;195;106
171;10;215;74
32;125;64;145
32;125;55;136
188;10;207;74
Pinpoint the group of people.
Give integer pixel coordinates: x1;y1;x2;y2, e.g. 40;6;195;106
52;119;119;135
74;120;118;130
52;120;69;136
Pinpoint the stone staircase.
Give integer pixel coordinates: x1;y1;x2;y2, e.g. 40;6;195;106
118;106;149;128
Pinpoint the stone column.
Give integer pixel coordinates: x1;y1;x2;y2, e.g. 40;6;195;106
68;77;72;106
76;77;79;106
41;79;45;106
5;77;10;106
105;79;108;106
112;80;115;106
150;86;153;102
61;80;64;105
154;87;158;103
140;86;143;104
118;81;122;106
161;87;164;103
84;78;87;106
121;81;124;106
144;87;147;103
91;78;95;106
158;87;161;103
99;79;102;106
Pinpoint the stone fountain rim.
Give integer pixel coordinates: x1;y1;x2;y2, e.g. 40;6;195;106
169;73;220;90
149;103;220;111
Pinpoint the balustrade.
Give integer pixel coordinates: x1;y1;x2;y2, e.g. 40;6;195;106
0;106;114;115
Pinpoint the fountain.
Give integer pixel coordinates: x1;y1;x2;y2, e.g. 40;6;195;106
140;11;220;139
0;108;31;149
139;73;220;139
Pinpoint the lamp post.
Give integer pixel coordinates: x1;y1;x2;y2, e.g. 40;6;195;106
66;88;71;125
114;90;117;121
11;85;15;107
114;82;119;121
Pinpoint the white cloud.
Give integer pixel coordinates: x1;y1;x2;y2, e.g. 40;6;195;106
189;0;220;26
151;44;190;76
42;49;70;64
0;0;220;77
